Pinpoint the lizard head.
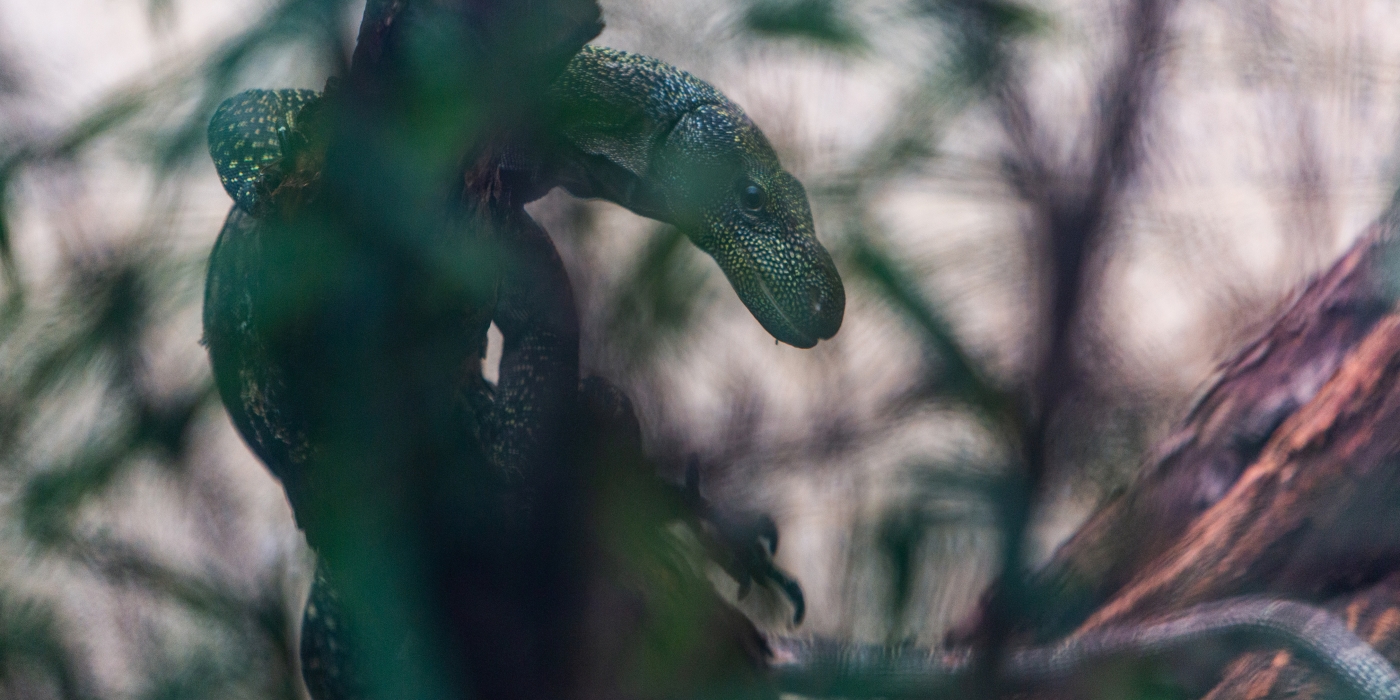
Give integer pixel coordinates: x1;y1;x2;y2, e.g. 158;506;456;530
656;104;845;348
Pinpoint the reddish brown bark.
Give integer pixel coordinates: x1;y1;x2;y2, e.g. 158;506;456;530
1081;311;1400;630
1017;219;1400;638
966;215;1400;700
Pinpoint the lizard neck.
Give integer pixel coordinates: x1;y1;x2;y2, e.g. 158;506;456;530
544;44;727;220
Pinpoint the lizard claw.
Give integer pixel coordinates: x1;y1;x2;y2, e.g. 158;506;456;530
679;458;807;625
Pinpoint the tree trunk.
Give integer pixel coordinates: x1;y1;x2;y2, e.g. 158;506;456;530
998;214;1400;699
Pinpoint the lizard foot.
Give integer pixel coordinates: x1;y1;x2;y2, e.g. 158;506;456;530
678;459;806;626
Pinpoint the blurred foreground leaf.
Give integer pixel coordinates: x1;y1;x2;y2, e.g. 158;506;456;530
609;225;713;361
744;0;865;49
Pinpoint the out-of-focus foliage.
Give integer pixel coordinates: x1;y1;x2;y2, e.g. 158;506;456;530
0;1;355;697
744;0;866;49
607;224;716;363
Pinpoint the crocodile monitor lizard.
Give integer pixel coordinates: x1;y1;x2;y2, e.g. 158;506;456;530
207;43;839;698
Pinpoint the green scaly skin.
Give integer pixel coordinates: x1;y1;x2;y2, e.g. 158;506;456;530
210;45;845;349
544;46;844;348
208;88;319;217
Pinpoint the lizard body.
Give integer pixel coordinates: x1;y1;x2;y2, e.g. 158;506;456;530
206;43;827;700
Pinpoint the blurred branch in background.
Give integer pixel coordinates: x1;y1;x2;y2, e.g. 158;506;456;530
979;0;1178;676
744;0;1179;665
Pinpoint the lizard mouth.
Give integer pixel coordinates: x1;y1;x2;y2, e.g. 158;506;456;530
751;271;818;348
726;238;821;348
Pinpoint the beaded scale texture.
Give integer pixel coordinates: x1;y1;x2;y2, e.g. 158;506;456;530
208;89;319;216
548;46;845;348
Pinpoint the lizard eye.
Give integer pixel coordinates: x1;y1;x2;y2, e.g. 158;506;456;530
739;181;766;211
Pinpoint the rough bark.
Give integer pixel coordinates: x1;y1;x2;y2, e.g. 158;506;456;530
1081;309;1400;629
973;212;1400;700
1017;217;1400;640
